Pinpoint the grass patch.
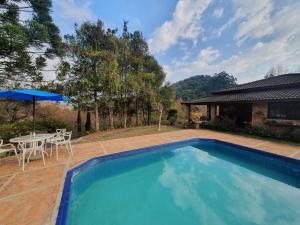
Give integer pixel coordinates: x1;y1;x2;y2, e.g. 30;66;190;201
78;125;182;143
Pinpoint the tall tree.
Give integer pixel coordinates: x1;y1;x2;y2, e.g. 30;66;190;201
142;55;165;125
118;21;131;128
63;20;118;131
129;31;149;126
0;0;62;88
57;60;89;133
153;83;176;131
101;34;121;129
59;19;173;132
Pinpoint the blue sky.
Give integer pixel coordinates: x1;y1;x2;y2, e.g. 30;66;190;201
51;0;300;84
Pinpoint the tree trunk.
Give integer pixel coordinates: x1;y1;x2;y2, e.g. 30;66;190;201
77;104;82;133
158;109;163;131
108;106;114;129
147;103;152;125
142;106;146;125
85;109;91;131
94;91;100;131
124;101;127;128
135;97;139;127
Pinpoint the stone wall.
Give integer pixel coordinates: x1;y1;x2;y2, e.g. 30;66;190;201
252;102;300;126
252;102;268;126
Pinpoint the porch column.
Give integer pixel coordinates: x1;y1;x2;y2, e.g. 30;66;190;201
186;104;192;124
207;104;211;120
210;104;217;121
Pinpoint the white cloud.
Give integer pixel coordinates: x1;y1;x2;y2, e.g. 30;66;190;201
148;0;212;53
18;1;33;21
54;0;96;23
166;0;300;83
42;57;60;81
233;0;274;45
215;0;274;42
196;47;220;64
213;8;224;18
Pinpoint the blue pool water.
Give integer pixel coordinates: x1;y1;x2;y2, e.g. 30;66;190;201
57;139;300;225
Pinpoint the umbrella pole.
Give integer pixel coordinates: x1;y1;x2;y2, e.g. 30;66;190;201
33;96;36;132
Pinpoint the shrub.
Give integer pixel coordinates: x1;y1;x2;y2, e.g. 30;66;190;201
201;118;300;143
167;109;178;125
202;116;236;131
35;118;71;133
0;118;71;142
200;116;208;121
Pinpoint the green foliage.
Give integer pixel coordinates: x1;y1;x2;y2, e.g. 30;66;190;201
0;118;71;142
201;118;300;143
174;71;237;101
204;117;237;131
0;0;63;88
153;83;176;110
167;109;178;125
35;117;72;133
59;20;168;130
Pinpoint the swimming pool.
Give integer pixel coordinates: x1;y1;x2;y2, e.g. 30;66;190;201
56;139;300;225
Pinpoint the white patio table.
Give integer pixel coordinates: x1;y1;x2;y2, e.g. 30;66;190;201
10;133;56;160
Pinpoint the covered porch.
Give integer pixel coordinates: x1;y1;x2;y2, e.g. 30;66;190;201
182;101;253;127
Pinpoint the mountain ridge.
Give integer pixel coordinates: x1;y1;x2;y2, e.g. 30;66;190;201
174;71;237;101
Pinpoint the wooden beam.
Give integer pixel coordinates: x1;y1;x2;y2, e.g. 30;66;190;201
187;104;192;124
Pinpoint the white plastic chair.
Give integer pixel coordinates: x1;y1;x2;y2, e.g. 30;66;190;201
51;131;73;160
56;129;66;134
0;139;19;164
18;140;46;171
47;129;66;154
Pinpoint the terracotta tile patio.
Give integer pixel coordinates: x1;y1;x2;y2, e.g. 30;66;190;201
0;129;299;225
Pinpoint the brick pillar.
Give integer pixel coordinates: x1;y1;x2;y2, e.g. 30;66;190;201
210;104;217;121
252;102;268;126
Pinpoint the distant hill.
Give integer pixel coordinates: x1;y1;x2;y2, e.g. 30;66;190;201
174;71;237;101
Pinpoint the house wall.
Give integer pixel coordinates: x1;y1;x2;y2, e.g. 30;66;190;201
252;102;268;126
252;101;300;126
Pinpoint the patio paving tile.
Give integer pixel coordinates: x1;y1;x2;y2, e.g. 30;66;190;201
0;184;60;225
0;129;299;225
0;164;64;199
0;163;20;177
72;148;104;161
0;175;12;189
69;159;86;169
255;142;299;156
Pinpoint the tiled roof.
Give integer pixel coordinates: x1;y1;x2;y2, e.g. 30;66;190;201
215;73;300;94
183;87;300;104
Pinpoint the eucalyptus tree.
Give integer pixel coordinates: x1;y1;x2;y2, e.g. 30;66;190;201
142;55;165;125
101;54;121;129
0;0;62;88
100;29;121;129
63;20;119;131
57;60;90;133
118;21;131;128
128;31;149;126
153;83;176;131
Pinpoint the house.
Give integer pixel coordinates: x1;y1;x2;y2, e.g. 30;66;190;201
181;73;300;127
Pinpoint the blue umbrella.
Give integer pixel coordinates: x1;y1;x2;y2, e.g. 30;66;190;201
0;89;69;131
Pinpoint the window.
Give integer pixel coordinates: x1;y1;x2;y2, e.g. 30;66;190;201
268;102;300;120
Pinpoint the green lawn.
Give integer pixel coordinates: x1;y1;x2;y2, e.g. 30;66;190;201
78;125;182;143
